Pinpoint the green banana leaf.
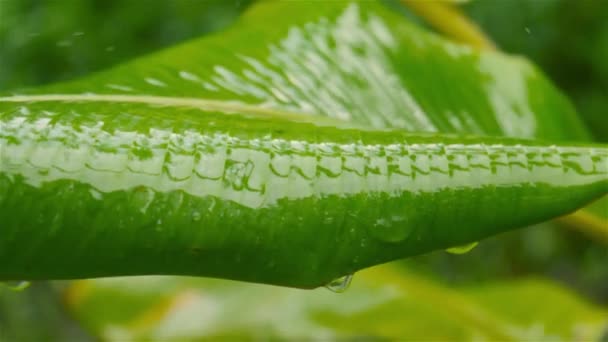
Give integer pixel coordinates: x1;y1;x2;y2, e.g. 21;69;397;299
1;0;606;287
0;2;608;287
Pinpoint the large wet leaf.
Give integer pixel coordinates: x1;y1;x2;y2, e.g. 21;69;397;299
1;0;606;287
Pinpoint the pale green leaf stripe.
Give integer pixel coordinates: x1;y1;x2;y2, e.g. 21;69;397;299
0;94;349;127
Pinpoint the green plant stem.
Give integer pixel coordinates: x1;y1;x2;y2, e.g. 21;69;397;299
400;0;496;50
556;209;608;244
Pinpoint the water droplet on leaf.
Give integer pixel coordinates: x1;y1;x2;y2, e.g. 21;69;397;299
367;215;411;243
325;274;353;293
192;211;201;222
446;241;478;254
89;188;103;200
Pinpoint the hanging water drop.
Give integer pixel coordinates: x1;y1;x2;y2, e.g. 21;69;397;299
325;274;353;293
446;241;479;254
1;281;31;291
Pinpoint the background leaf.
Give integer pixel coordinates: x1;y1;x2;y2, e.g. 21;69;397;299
464;0;608;142
65;266;608;341
22;1;590;142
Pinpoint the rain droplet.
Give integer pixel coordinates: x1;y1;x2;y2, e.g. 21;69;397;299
56;39;72;47
192;211;201;222
2;281;31;291
445;241;478;254
367;215;412;243
323;217;334;224
89;188;103;200
325;274;353;293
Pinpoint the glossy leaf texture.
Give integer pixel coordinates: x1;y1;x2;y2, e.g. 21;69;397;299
16;1;592;140
64;265;608;341
0;1;607;288
461;0;608;229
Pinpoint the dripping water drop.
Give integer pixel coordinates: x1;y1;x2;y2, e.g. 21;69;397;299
445;241;479;255
325;274;353;293
2;281;31;291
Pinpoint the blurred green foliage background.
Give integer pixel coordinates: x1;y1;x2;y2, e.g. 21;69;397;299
0;0;253;90
466;0;608;142
0;0;606;339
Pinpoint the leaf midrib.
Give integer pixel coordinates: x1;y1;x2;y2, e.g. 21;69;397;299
0;94;351;127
